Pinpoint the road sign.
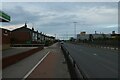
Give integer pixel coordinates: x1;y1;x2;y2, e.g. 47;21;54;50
0;11;10;22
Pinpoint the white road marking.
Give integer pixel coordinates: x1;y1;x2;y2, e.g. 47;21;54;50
93;54;97;56
116;48;118;50
44;47;48;49
22;51;50;79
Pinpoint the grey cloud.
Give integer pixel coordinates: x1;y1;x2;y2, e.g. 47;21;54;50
2;6;41;26
1;2;118;39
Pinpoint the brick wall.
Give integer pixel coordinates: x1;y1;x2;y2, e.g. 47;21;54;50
0;28;11;50
11;31;32;44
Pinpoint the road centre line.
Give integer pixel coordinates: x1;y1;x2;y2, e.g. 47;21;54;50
93;53;97;56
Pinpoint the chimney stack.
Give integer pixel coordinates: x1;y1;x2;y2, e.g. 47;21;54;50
32;27;34;31
24;22;27;28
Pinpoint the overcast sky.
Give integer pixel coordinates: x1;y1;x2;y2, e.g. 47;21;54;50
1;2;118;39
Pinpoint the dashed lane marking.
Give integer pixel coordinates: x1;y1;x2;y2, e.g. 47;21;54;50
93;54;97;56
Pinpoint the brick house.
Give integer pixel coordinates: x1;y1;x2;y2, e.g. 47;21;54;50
0;11;11;50
11;23;38;44
37;32;44;43
0;28;11;50
11;23;55;44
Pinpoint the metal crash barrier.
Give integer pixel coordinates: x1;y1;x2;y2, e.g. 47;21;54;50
61;44;88;80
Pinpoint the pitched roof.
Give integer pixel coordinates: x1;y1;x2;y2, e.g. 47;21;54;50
12;23;33;32
0;28;11;32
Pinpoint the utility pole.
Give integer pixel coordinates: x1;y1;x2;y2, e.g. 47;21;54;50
73;22;77;39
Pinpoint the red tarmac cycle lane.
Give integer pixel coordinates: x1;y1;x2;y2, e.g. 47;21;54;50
27;52;56;78
27;43;70;78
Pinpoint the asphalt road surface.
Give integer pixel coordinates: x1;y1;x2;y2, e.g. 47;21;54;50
62;43;118;78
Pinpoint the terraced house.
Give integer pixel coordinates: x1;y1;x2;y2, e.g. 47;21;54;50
0;28;11;50
11;23;38;44
0;11;11;50
11;23;55;44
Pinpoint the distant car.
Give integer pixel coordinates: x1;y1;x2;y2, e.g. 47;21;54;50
60;41;64;44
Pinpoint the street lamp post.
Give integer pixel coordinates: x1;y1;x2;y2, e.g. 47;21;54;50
73;22;77;39
54;34;56;39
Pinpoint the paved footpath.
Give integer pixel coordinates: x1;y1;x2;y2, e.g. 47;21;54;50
3;43;70;79
26;43;70;78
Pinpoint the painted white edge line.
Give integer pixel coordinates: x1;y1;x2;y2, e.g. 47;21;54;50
22;51;50;80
